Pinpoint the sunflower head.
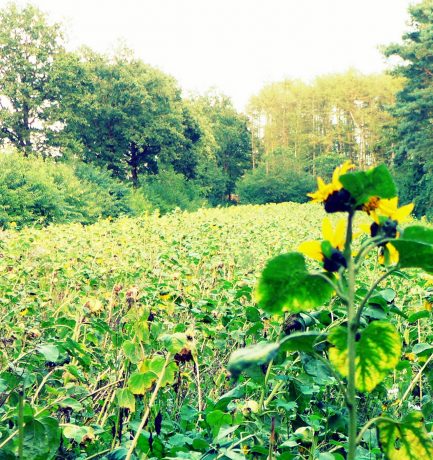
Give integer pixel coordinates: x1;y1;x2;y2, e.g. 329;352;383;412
371;197;414;224
308;161;356;213
298;218;347;272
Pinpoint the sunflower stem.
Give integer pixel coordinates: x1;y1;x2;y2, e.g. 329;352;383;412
344;211;357;460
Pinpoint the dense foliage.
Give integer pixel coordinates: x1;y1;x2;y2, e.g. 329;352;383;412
0;153;133;228
384;0;433;218
0;200;432;459
247;71;403;174
0;3;252;207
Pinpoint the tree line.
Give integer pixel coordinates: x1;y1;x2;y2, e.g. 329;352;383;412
0;3;252;208
0;1;431;220
244;0;433;217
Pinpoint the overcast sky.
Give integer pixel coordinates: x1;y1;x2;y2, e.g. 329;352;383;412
4;0;419;111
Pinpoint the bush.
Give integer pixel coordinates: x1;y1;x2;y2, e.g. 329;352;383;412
0;153;133;228
237;165;315;205
73;162;133;218
138;169;207;214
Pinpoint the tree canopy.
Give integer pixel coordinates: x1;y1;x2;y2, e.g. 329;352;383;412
384;0;433;216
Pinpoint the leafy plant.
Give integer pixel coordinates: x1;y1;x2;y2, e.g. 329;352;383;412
229;161;433;459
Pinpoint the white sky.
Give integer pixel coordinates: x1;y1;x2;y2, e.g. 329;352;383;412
3;0;419;111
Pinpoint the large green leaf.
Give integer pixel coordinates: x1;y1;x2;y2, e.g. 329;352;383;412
280;331;326;353
328;321;401;392
228;342;280;380
377;412;433;459
122;340;144;364
339;164;397;205
391;226;433;272
20;417;60;460
256;252;334;314
159;333;188;354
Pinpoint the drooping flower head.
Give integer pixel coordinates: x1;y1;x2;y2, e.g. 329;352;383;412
369;197;414;240
308;161;356;213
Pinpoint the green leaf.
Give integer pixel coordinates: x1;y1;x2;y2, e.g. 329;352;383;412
391;226;433;273
328;321;401;392
228;342;279;380
20;417;60;460
62;424;94;444
58;397;83;412
149;356;178;387
339;164;397;205
407;311;430;323
140;355;178;387
279;331;326;353
377;412;433;459
159;333;188;354
128;371;158;395
412;343;433;356
116;388;136;412
122;340;143;364
37;344;59;362
205;410;232;438
256;252;334;314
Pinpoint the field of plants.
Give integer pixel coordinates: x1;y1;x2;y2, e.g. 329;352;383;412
0;197;433;459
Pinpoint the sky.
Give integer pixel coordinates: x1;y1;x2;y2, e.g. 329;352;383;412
4;0;419;111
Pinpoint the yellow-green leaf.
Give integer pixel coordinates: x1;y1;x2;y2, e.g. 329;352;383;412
328;321;401;392
116;388;135;412
377;412;433;459
339;164;397;206
128;371;158;395
391;226;433;273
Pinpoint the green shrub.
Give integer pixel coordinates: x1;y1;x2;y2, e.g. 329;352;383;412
138;169;207;214
237;165;315;205
73;162;133;218
0;153;133;228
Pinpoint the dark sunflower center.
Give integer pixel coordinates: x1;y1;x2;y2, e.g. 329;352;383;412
324;189;355;213
323;248;347;272
370;219;397;240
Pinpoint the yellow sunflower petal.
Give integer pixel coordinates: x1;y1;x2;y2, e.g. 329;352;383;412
359;223;372;235
387;243;399;264
322;217;333;243
393;202;414;223
377;197;398;219
333;219;347;249
298;241;323;262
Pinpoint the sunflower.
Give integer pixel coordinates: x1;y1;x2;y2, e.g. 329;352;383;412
298;218;347;272
369;198;414;240
308;161;355;213
371;197;414;224
378;243;399;266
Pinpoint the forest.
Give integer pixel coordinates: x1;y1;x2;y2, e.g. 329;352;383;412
0;1;432;227
1;1;433;459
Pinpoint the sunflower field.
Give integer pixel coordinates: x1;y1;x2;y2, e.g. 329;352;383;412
1;164;433;459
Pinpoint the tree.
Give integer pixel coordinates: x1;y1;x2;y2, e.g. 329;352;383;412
247;71;402;174
56;49;201;185
384;0;433;216
192;93;252;200
0;3;63;155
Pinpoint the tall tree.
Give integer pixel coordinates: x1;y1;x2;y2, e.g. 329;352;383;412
0;3;63;155
384;0;433;216
56;49;201;185
248;71;402;174
192;93;252;200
